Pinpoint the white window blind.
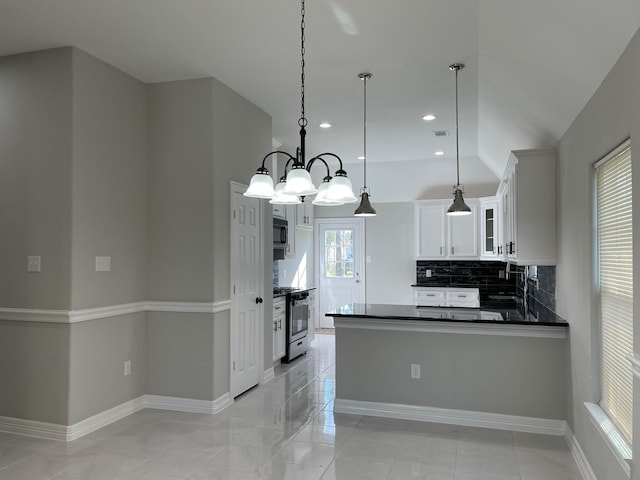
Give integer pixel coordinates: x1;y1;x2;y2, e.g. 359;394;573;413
597;144;633;446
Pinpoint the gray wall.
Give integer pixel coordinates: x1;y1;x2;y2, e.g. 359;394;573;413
556;28;640;480
0;48;73;310
71;48;148;309
315;202;415;305
147;78;214;302
337;327;566;420
0;47;273;425
0;321;70;424
68;313;146;424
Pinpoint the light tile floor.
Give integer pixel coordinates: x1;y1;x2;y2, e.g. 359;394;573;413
0;334;582;479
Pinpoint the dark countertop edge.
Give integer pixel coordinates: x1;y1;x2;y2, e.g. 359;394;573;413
272;287;317;298
326;312;567;327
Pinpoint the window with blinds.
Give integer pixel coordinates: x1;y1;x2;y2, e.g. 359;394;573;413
596;142;633;446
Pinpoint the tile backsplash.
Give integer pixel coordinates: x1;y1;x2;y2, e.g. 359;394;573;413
517;265;557;315
416;260;517;298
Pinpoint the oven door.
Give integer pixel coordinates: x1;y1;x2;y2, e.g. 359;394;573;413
289;298;309;342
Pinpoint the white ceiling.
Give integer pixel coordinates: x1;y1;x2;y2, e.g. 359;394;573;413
1;0;639;195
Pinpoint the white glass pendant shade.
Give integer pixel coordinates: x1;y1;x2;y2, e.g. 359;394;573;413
244;171;275;198
282;167;317;196
326;175;357;203
313;180;344;206
354;192;377;217
269;181;301;204
447;188;472;216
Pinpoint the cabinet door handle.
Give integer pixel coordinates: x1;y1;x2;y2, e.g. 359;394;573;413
278;319;282;329
274;322;277;332
440;246;443;255
451;246;455;255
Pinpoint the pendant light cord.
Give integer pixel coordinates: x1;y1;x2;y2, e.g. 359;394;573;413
454;65;460;187
363;74;367;190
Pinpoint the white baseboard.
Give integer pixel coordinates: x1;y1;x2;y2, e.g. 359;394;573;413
334;398;567;436
263;367;275;383
0;393;233;442
0;415;68;441
565;427;598;480
144;393;233;415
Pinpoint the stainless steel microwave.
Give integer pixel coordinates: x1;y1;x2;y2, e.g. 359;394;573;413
273;217;288;260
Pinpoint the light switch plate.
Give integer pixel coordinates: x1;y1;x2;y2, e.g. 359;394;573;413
95;256;111;272
27;256;41;273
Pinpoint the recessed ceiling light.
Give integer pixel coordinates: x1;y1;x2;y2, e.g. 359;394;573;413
358;155;365;160
434;151;445;156
422;114;436;121
319;122;331;128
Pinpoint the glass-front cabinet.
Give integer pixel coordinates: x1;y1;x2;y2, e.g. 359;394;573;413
480;198;499;259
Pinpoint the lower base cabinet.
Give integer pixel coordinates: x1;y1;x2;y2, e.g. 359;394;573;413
273;297;286;362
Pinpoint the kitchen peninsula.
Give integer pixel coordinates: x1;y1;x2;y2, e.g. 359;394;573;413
327;303;569;435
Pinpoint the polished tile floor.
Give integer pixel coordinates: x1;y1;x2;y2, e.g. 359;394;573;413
0;334;582;480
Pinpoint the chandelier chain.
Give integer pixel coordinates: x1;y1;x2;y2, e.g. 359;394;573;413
299;0;307;127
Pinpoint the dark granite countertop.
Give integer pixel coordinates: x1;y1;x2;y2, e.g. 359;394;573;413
273;287;317;298
325;303;568;327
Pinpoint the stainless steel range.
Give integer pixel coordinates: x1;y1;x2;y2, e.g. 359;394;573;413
273;287;310;362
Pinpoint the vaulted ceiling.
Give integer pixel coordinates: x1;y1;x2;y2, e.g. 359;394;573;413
1;0;639;200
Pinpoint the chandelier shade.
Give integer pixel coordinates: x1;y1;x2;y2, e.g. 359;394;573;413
244;169;275;199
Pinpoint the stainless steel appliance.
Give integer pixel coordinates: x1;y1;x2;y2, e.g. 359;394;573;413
273;287;309;362
273;217;288;261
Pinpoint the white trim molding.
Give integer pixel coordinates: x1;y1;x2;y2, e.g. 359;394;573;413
0;300;232;324
334;399;567;436
565;427;598;480
627;352;640;379
262;367;275;384
145;393;233;415
334;317;567;339
0;393;234;442
584;402;631;478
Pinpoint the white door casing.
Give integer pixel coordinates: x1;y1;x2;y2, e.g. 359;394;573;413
230;182;263;398
315;218;365;328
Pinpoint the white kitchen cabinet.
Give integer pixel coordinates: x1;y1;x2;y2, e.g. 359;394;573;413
273;297;286;362
296;198;314;230
415;200;478;260
414;287;480;308
500;148;556;265
479;197;499;259
284;204;296;258
273;204;285;219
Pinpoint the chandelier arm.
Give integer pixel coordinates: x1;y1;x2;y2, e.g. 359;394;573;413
305;156;332;177
309;152;346;173
260;150;297;170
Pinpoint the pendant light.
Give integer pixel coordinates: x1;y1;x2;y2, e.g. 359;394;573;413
354;73;377;217
244;0;356;204
446;63;471;216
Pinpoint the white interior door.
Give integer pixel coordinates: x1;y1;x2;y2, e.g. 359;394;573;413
230;182;262;398
316;218;365;328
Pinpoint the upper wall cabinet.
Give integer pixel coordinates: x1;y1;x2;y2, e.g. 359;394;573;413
296;197;314;230
479;197;500;259
414;199;479;260
500;148;556;265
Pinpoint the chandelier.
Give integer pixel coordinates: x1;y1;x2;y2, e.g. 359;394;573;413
243;0;356;206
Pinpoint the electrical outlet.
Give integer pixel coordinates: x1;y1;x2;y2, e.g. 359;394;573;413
27;256;41;273
96;256;111;272
499;270;505;279
124;360;131;376
425;269;432;277
411;363;421;379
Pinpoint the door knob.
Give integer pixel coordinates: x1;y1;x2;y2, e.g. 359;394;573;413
255;297;263;304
